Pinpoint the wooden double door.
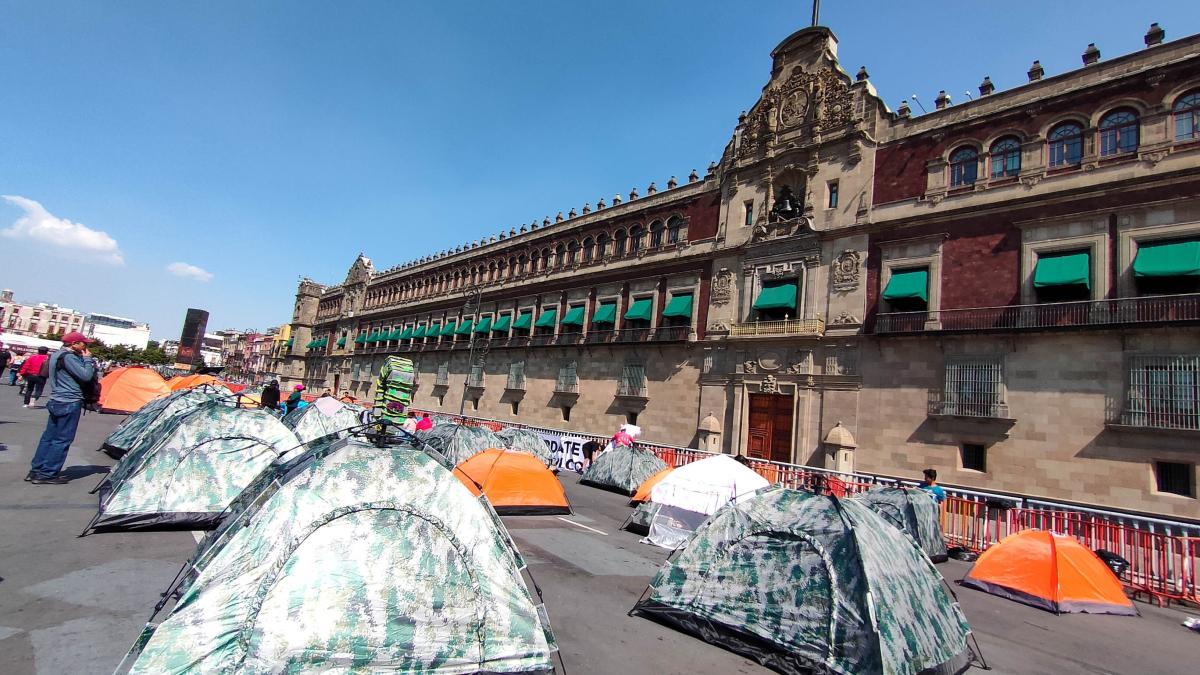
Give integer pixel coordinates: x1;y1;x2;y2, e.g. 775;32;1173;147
747;393;794;464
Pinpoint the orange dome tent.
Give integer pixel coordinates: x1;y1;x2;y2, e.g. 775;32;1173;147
454;449;571;515
961;529;1137;615
169;374;222;391
98;367;172;414
630;467;673;504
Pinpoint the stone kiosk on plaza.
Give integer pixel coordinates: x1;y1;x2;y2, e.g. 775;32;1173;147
278;23;1200;518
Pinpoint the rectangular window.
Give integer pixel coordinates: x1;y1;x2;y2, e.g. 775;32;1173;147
1123;355;1200;431
744;200;754;227
561;405;572;422
511;400;520;415
961;443;987;472
507;361;526;390
468;364;484;388
436;363;449;386
618;363;646;397
942;357;1005;418
827;181;839;209
556;360;578;393
1155;461;1194;497
626;411;638;426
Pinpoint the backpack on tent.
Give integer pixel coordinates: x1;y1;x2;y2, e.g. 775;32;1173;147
118;436;558;674
86;402;301;533
373;355;415;421
579;444;669;495
852;486;949;563
632;486;973;675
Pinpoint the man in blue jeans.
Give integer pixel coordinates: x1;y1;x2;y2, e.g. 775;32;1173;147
27;331;97;485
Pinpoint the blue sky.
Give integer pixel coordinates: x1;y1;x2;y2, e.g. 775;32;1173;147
1;1;1195;340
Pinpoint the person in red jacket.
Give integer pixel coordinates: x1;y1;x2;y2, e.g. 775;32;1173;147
415;413;433;432
19;346;50;407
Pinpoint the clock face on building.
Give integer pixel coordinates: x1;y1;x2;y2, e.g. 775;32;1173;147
779;89;809;128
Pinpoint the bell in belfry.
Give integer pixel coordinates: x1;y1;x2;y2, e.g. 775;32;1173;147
771;185;801;220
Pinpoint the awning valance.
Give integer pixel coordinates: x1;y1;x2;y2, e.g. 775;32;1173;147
354;333;366;344
753;281;798;310
411;325;427;338
336;336;346;347
535;309;558;329
561;306;586;327
397;326;414;340
624;298;653;321
1133;239;1200;278
512;311;533;331
475;316;493;333
493;314;512;332
662;293;693;319
455;320;474;335
440;322;457;337
592;302;617;325
1033;252;1090;289
881;269;929;301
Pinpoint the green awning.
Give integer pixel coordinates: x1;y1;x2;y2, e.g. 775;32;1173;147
336;336;346;347
662;293;693;319
881;269;928;301
363;331;377;343
411;324;427;338
354;333;367;344
753;281;798;310
455;320;474;335
317;337;328;347
512;311;533;331
305;340;315;348
592;301;617;325
1033;252;1090;289
624;298;653;321
428;323;441;337
534;309;558;328
561;306;585;327
1133;239;1200;278
475;316;493;333
397;326;413;340
440;321;457;337
493;314;512;332
388;328;403;340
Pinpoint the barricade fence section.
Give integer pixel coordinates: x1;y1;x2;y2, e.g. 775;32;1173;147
411;409;1200;606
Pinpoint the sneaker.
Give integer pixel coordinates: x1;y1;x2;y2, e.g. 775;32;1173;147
24;471;33;482
22;404;29;408
30;475;69;485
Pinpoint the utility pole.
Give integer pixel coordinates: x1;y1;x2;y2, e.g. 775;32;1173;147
811;0;820;27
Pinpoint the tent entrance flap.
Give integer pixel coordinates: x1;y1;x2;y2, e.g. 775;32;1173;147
881;269;929;301
1133;239;1200;278
753;281;798;310
1033;251;1090;288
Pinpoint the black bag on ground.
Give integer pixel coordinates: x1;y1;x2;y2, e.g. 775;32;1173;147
1094;549;1131;579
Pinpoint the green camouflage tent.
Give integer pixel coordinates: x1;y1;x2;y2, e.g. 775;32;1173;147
580;445;669;495
496;427;555;467
852;486;949;563
281;398;367;443
632;486;972;675
99;386;228;460
417;423;506;466
374;355;416;421
119;436;558;674
86;402;301;533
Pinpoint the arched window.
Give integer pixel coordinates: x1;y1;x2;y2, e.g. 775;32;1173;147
1099;109;1139;156
649;220;665;248
1047;122;1083;167
509;257;517;277
518;253;528;274
630;225;644;252
949;146;978;186
488;262;496;282
582;237;595;263
1173;90;1199;141
597;232;610;257
555;244;566;268
567;240;580;265
541;248;551;270
989;137;1021;178
667;215;685;244
614;229;627;257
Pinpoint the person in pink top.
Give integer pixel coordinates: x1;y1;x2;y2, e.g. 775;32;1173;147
18;346;50;407
415;413;433;432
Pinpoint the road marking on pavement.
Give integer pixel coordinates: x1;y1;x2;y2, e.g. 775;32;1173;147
555;517;608;535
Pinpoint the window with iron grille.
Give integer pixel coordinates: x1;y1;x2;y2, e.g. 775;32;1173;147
507;361;526;390
1123;355;1200;431
436;363;449;386
556;360;578;393
618;363;646;397
824;350;859;376
1155;461;1194;498
942;357;1005;417
468;363;484;387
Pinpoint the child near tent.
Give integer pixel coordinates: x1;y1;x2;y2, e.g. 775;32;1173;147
918;468;946;504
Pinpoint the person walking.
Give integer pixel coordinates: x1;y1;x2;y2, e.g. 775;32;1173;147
26;332;97;484
260;380;281;412
19;346;50;407
8;350;24;386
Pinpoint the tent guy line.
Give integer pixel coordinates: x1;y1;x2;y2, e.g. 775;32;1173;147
556;517;608;535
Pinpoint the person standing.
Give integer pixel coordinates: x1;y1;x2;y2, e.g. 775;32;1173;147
27;332;97;484
285;384;305;414
260;380;281;412
8;350;24;386
0;345;10;384
415;413;433;432
918;468;947;504
19;346;50;407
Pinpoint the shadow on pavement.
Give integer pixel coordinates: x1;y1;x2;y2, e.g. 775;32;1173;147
60;465;110;481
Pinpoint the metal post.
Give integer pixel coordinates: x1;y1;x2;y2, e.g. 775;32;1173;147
458;285;489;417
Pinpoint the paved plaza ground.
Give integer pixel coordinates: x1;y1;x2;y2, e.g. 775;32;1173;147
0;384;1195;674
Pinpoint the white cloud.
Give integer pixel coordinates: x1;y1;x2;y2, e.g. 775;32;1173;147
166;261;214;282
1;195;125;265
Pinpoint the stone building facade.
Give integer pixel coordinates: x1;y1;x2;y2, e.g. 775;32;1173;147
281;24;1200;518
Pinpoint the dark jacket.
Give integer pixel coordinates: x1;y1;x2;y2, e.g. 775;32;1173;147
260;385;281;410
285;390;303;413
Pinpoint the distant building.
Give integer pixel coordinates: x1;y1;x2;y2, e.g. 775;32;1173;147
84;313;151;350
200;333;224;368
0;289;85;338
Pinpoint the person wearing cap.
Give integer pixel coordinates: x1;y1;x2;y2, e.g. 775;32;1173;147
27;331;98;484
285;384;305;414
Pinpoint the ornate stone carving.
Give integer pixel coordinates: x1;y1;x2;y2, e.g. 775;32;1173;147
1019;174;1043;189
760;375;778;394
1140;150;1169;167
778;88;810;128
758;351;782;371
743;360;758;374
830;311;861;326
711;268;734;305
832;250;861;292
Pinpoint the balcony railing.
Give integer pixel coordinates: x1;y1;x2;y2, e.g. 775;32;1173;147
616;328;652;343
927;390;1012;420
729;317;826;337
653;326;692;342
556;332;584;346
616;381;647;398
876;293;1200;335
586;330;616;344
555;380;579;394
530;333;555;346
506;375;526;390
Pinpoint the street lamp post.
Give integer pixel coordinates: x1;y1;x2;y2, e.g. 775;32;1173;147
458;285;490;417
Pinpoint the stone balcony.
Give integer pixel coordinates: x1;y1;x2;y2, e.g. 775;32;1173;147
729;317;826;338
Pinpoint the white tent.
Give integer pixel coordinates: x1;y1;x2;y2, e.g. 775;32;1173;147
0;333;61;352
643;454;770;549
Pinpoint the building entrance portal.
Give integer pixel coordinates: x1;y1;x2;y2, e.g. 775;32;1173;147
748;393;794;464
